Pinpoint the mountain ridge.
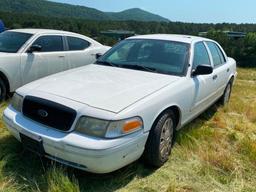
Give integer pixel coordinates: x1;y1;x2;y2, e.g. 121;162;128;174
0;0;169;22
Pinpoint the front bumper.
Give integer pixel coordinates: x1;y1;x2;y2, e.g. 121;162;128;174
3;106;148;173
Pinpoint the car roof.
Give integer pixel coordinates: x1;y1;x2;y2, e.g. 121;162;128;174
127;34;212;44
8;28;81;36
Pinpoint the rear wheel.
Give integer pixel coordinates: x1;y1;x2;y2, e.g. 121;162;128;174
143;110;176;167
0;79;7;102
220;81;233;105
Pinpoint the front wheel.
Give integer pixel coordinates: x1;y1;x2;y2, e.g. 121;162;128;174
143;110;176;167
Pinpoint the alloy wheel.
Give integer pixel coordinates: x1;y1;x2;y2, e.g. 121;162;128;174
159;118;173;160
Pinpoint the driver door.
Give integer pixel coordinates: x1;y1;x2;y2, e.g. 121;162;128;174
20;35;68;84
190;41;216;114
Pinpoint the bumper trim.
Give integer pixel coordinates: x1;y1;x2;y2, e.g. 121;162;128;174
45;154;88;171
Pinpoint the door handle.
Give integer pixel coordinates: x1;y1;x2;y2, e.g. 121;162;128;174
227;68;230;72
213;75;218;80
58;55;65;58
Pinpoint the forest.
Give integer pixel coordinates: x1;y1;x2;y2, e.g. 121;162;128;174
1;10;255;67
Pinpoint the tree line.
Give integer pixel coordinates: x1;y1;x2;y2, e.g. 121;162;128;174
0;11;255;67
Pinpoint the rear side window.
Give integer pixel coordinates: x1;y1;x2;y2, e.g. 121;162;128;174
32;35;64;52
206;42;226;67
67;36;90;51
193;42;211;69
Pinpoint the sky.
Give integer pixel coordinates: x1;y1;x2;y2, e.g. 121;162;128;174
52;0;256;24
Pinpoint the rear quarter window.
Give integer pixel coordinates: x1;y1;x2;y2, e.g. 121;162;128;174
67;36;90;51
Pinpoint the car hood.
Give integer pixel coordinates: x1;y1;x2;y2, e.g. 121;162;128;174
23;64;180;113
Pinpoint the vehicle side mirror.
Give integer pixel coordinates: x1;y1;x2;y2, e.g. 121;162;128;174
27;44;42;53
192;65;213;76
96;53;103;59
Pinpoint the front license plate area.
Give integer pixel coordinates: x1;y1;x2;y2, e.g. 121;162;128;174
20;133;45;156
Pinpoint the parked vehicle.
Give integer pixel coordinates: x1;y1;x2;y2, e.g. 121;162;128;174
0;29;110;101
3;34;237;173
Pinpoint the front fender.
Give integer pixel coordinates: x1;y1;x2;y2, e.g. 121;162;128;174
0;55;22;92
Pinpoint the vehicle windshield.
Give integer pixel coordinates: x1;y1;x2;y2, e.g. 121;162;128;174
0;31;33;53
96;39;190;76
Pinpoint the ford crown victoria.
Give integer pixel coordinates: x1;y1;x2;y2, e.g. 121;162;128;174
3;34;237;173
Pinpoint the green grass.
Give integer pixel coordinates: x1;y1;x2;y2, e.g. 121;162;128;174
0;68;256;192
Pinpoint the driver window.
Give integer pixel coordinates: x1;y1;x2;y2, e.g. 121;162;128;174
31;35;64;52
193;42;211;69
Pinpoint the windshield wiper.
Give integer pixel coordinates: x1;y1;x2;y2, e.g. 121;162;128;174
96;61;159;73
120;64;158;73
95;60;119;67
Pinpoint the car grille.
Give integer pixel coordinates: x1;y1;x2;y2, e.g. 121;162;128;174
22;96;77;131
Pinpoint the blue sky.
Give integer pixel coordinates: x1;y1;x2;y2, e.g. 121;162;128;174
52;0;255;24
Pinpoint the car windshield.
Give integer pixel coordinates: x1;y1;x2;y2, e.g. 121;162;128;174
96;39;190;76
0;31;33;53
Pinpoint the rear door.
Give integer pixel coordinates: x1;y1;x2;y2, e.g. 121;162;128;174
205;41;230;98
190;41;216;113
65;36;96;69
21;35;68;84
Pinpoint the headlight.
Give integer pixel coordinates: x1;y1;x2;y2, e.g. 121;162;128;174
75;116;143;138
76;117;109;137
11;93;23;112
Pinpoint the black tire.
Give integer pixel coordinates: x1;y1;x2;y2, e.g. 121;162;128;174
220;80;233;106
143;110;176;167
0;79;7;102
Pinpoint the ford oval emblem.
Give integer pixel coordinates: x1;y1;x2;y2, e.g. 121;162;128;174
38;109;48;118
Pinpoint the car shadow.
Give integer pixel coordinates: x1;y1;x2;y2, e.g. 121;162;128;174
73;160;156;192
0;103;220;192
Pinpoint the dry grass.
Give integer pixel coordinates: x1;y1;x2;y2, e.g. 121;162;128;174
0;68;256;192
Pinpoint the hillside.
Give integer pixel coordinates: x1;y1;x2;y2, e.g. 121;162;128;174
0;68;256;191
0;0;169;22
108;8;169;22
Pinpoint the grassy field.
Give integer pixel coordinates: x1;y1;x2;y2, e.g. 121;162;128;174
0;68;256;192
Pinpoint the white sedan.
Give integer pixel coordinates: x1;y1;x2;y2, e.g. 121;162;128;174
3;34;237;173
0;29;110;101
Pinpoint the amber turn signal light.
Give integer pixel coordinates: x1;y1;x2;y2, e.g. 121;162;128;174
122;120;142;133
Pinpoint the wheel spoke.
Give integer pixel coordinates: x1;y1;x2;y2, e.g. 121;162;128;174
160;145;166;156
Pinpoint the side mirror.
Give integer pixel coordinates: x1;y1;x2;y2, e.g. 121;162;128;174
27;44;42;53
192;65;213;76
96;53;103;59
